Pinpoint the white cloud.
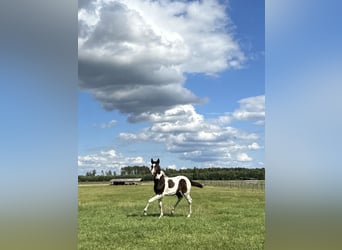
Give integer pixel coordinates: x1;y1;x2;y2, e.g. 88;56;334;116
248;142;261;150
233;95;265;120
102;119;117;128
78;149;146;174
78;1;263;168
167;164;177;170
236;152;252;162
118;96;263;165
218;95;265;125
78;0;245;119
95;119;117;128
101;149;117;157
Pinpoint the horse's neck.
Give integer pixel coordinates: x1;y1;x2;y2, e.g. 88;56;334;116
160;170;168;178
155;170;167;180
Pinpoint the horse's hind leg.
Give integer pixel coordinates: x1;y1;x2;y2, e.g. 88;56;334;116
171;194;183;215
184;193;192;218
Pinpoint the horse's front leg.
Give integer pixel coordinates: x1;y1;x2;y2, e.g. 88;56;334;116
144;194;163;216
158;198;163;218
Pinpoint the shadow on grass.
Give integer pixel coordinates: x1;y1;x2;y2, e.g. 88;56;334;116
127;213;186;218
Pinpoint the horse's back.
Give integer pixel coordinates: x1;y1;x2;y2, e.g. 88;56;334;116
169;175;191;185
165;175;191;195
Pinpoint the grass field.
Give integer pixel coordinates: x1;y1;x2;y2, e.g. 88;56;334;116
78;181;264;250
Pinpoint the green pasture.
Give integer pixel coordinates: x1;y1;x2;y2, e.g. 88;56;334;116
78;181;264;250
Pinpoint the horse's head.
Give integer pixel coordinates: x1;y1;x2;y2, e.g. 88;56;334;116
150;158;161;176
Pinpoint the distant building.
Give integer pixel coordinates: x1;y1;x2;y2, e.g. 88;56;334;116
110;178;143;185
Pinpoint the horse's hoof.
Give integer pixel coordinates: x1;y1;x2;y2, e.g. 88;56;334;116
187;214;191;218
143;211;147;216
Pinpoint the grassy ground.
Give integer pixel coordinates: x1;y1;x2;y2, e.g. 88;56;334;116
78;181;264;250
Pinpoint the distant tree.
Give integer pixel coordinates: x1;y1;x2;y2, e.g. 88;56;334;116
193;167;199;180
78;166;265;182
85;169;97;176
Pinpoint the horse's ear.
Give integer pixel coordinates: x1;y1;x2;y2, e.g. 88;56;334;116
151;158;153;163
157;158;160;164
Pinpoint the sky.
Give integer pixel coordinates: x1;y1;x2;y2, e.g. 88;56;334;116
78;0;265;175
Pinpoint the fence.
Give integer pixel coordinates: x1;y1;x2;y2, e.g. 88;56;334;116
199;180;265;191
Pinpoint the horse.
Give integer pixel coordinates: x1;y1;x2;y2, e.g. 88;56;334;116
143;158;203;218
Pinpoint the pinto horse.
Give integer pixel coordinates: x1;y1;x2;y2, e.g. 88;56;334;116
143;158;203;218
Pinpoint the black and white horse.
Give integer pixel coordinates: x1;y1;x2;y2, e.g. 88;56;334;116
144;158;203;218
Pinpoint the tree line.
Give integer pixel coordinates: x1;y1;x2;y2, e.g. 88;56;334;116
78;166;265;182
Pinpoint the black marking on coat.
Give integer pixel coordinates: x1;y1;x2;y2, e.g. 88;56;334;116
176;192;183;199
168;179;175;188
155;164;161;175
177;179;187;195
154;175;165;195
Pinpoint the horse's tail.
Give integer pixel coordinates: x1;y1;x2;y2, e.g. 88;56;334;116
190;180;204;188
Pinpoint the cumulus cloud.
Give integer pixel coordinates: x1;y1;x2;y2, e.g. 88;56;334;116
217;95;265;126
167;164;177;170
78;0;245;119
118;96;263;165
248;142;261;150
233;95;265;121
236;152;252;162
78;1;263;169
78;149;145;174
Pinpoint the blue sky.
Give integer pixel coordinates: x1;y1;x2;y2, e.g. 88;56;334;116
78;0;264;175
